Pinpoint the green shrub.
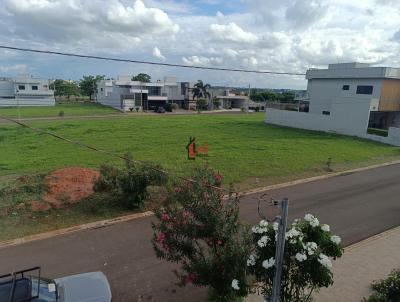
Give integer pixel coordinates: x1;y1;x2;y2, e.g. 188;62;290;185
165;103;173;112
196;98;208;111
58;110;65;117
249;214;343;302
213;99;221;109
171;103;178;110
363;269;400;302
367;128;389;137
255;107;260;112
152;167;252;302
93;155;168;209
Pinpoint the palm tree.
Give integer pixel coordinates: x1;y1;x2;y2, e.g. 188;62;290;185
192;80;211;109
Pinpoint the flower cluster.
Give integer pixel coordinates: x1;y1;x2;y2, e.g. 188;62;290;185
247;213;344;302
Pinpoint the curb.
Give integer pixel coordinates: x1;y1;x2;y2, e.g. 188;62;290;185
344;225;400;252
1;159;400;249
238;159;400;197
0;211;154;250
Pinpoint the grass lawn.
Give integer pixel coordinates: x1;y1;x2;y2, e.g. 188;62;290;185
1;112;400;186
0;102;120;119
1;112;400;240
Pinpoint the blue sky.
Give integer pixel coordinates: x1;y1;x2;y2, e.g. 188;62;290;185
1;0;400;89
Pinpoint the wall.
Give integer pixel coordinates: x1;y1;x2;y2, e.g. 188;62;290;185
379;79;400;111
265;105;400;146
307;78;383;114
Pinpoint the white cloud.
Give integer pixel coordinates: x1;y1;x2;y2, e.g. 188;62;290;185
152;47;165;60
0;64;27;73
182;56;223;66
209;22;258;43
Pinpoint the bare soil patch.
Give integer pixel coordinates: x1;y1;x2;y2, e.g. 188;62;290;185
43;167;99;208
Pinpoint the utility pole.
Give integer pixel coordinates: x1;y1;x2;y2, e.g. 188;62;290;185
247;84;251;113
271;198;289;302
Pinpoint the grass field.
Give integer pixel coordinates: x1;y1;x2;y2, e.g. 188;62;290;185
0;102;119;118
1;113;400;187
1;112;400;240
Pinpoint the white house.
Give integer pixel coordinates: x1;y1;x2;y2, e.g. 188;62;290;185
0;75;55;107
96;76;187;111
265;62;400;146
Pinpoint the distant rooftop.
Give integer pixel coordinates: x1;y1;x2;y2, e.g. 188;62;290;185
306;62;400;80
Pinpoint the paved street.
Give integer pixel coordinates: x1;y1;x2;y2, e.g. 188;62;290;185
1;164;400;301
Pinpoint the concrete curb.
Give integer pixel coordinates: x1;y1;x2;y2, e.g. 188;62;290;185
1;159;400;249
0;211;154;249
344;225;400;252
238;159;400;197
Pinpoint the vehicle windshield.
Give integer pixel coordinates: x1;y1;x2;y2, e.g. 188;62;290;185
31;277;58;302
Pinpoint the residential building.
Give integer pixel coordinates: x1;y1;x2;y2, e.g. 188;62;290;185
0;75;55;107
96;76;188;111
265;62;400;146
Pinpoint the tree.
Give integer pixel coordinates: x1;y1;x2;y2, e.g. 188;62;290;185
50;79;81;100
79;75;105;100
192;80;211;109
196;98;208;111
152;167;252;301
249;214;343;302
278;91;295;103
132;73;151;82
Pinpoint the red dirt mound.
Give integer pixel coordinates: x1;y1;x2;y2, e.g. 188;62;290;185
43;167;100;208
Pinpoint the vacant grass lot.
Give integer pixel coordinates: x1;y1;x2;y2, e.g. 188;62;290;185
1;112;400;240
0;102;119;118
1;113;400;187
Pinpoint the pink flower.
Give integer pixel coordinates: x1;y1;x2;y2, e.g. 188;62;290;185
185;273;197;284
174;187;182;193
161;213;169;221
158;233;166;244
183;211;191;218
217;240;222;245
214;173;222;183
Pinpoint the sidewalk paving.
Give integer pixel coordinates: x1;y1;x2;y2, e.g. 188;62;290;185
247;226;400;302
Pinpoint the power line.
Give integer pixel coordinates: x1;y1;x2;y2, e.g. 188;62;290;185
0;45;306;76
0;115;235;194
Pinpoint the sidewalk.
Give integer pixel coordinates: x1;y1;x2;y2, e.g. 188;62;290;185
247;226;400;302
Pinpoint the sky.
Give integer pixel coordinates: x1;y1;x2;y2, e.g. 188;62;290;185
1;0;400;89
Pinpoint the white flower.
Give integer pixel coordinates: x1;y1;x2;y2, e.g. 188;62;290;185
286;228;301;239
259;220;269;227
309;217;319;227
295;253;307;262
321;224;330;232
304;214;314;222
247;254;257;266
257;235;270;247
330;235;341;245
231;279;240;290
289;239;297;244
252;226;268;234
273;222;279;232
304;242;318;255
262;257;275;269
318;253;332;269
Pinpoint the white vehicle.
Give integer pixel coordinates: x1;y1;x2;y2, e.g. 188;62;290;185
0;267;112;302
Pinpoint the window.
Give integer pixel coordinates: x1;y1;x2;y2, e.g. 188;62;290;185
32;85;38;90
342;85;350;91
100;88;103;92
322;111;330;115
18;85;25;90
356;85;373;95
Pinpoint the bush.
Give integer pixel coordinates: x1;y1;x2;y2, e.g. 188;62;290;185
213;99;221;109
249;214;343;302
363;269;400;302
58;110;65;117
152;167;252;301
93;155;167;209
196;98;208;111
255;107;260;112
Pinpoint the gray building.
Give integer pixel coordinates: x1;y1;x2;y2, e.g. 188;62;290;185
96;76;189;111
0;75;55;107
266;62;400;146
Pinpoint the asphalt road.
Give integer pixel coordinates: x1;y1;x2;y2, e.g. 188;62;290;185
1;164;400;301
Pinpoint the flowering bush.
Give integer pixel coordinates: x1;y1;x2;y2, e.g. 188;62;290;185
248;214;343;302
363;269;400;302
152;167;252;301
